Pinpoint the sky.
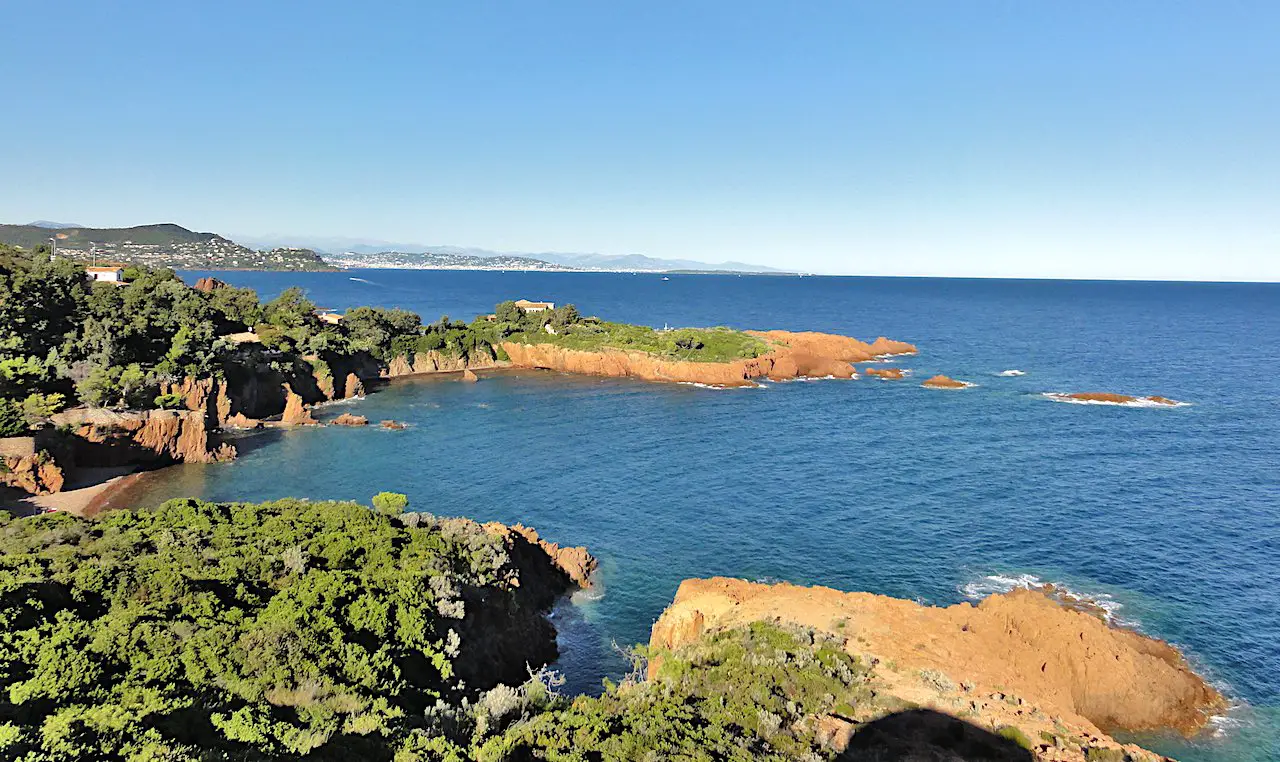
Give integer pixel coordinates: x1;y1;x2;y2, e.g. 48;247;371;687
2;1;1278;280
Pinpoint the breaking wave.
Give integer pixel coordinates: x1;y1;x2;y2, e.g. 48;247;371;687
997;369;1026;377
960;573;1131;626
1042;392;1189;408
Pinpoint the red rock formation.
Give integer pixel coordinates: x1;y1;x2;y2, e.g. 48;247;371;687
192;276;228;293
224;413;262;429
332;413;368;426
64;409;236;465
343;372;365;398
486;523;599;588
651;578;1223;754
499;330;916;387
165;377;232;426
461;369;479;383
383;350;503;378
1062;392;1181;406
864;367;905;380
1;452;65;495
280;385;319;425
380;420;407;430
922;374;971;389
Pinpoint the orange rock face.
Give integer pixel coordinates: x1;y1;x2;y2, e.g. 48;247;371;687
864;367;905;380
1;453;65;495
380;420;407;430
280;384;319;425
384;350;502;378
499;523;599;588
461;369;479;383
331;413;368;426
343;372;365;399
922;374;970;389
499;330;917;387
69;409;236;465
650;578;1224;740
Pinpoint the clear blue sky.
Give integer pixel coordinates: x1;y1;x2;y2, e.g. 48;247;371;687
3;1;1278;280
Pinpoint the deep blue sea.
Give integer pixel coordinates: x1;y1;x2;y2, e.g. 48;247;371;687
125;270;1278;760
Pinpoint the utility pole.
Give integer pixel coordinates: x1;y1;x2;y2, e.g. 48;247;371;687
49;236;57;259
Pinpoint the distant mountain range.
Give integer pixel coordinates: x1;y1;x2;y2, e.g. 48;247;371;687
234;235;786;273
3;222;787;274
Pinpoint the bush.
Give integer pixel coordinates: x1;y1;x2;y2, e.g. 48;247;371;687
153;392;186;410
372;492;409;515
996;725;1036;751
0;398;27;436
19;392;66;423
1085;748;1129;762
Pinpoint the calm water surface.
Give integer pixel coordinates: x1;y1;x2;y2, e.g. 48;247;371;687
120;270;1279;760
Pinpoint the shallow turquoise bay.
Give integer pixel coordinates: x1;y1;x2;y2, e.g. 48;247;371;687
121;271;1279;760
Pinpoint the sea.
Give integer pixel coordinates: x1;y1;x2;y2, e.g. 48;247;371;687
118;270;1279;761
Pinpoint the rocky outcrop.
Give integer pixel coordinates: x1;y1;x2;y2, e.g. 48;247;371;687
864;367;905;380
500;330;917;387
922;374;972;389
1;452;65;495
650;578;1223;760
54;408;236;466
746;331;917;363
280;384;319;425
461;369;479;383
497;523;599;588
384;349;502;378
1059;392;1180;406
332;413;368;426
192;276;228;293
224;413;262;429
343;372;365;398
380;420;407;430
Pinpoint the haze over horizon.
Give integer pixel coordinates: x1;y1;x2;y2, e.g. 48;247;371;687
4;2;1278;282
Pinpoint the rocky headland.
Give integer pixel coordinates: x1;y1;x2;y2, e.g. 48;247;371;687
500;331;917;387
650;577;1224;761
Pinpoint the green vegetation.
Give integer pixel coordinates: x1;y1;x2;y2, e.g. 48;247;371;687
0;495;523;760
0;245;451;429
472;299;772;363
475;622;872;761
995;724;1036;751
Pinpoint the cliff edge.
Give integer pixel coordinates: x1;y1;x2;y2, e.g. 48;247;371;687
651;577;1224;760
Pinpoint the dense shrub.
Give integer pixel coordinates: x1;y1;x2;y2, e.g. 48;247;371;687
0;495;518;760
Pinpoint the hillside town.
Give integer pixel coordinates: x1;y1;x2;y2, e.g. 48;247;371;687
50;239;332;270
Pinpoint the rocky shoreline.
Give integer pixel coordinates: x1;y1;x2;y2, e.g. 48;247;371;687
650;577;1224;761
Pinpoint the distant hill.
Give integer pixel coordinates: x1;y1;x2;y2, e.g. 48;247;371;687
27;220;83;229
0;223;334;271
234;234;786;273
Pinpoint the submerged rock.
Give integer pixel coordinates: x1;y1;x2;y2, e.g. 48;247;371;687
380;420;407;430
462;369;479;383
864;367;905;380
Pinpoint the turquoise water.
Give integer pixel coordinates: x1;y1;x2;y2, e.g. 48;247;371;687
125;270;1279;760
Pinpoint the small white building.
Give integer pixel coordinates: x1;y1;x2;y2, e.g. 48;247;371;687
86;266;124;283
514;299;555;313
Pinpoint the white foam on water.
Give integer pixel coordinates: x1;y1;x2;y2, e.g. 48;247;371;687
997;369;1026;377
676;381;765;390
1042;392;1189;408
348;277;374;284
960;573;1130;626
